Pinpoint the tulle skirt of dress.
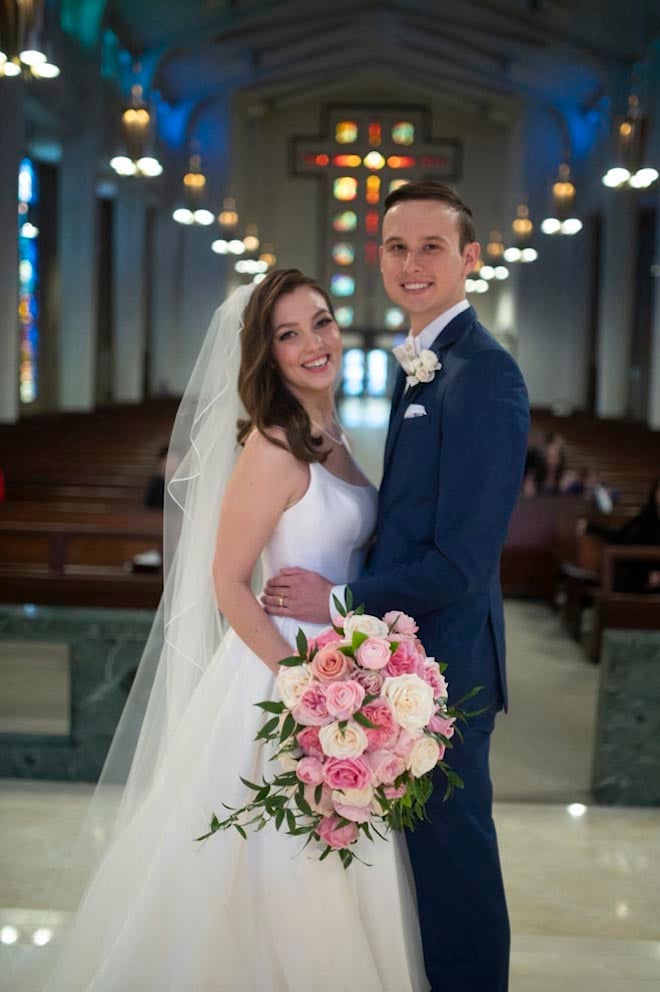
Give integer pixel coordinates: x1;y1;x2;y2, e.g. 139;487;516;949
24;616;428;992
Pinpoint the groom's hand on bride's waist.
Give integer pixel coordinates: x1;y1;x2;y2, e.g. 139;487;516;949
262;568;332;624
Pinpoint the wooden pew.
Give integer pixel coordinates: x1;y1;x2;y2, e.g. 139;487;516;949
592;545;660;660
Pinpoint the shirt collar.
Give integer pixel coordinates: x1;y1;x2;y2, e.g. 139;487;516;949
410;299;470;354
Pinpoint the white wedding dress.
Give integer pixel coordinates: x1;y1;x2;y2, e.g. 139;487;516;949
31;462;428;992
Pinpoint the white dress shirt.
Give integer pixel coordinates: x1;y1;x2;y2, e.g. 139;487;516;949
329;299;470;618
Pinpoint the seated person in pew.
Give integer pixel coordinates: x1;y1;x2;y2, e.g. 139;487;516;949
565;466;617;514
143;446;169;510
577;479;660;593
523;432;576;497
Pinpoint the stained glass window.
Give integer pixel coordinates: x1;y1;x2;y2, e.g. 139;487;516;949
342;348;365;395
392;121;415;145
333;210;358;232
333;154;361;168
367;349;388;396
365;210;379;236
335;121;358;144
385;307;406;330
387;155;416;169
18;158;39;404
368;123;381;147
365;176;380;204
331;274;355;297
333;176;358;201
335;306;354;328
363;151;385;170
332;243;355;266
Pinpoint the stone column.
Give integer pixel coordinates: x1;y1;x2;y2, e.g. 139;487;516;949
57;125;101;411
112;180;147;403
149;210;183;395
0;82;24;423
596;192;637;418
648;197;660;431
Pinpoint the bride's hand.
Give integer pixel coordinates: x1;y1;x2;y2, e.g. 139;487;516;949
262;568;332;624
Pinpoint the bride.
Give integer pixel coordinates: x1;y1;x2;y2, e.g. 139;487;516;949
8;269;428;991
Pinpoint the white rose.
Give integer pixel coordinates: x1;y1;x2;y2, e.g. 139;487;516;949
331;784;374;806
419;349;440;372
414;366;434;383
408;736;441;777
382;674;435;734
276;664;312;709
319;720;369;758
344;613;389;639
276;746;301;773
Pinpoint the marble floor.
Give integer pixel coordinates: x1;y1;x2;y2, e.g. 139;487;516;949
1;600;659;989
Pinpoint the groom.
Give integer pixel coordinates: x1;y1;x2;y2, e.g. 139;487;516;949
264;180;530;990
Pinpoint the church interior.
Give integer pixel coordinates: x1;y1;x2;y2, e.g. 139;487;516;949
1;0;660;988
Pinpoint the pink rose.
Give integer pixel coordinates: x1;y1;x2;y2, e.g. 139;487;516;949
309;627;343;653
383;611;419;636
316;815;359;850
387;638;424;677
332;613;348;630
333;799;372;823
356;637;391;670
366;749;407;786
353;667;384;695
420;661;448;699
428;713;455;739
394;728;416;761
293;684;332;726
361;701;398;750
323;756;372;792
383;783;407;800
304;783;334;816
296;756;325;786
309;644;353;683
325;680;365;720
297;725;323;759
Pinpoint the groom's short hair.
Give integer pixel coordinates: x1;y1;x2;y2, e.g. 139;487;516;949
383;181;476;251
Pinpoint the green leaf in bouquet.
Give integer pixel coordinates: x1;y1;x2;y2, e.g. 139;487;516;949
286;809;297;833
280;712;296;741
351;630;369;652
256;700;285;714
278;655;305;667
296;628;309;659
234;824;247;840
386;613;401;634
256;716;280;740
362;693;379;705
353;710;378;730
275;809;285;831
437;662;448;674
254;817;268;832
318;845;333;861
451;685;485;707
345;587;354;612
295;792;313;817
239;777;262;792
389;640;400;654
338;720;348;734
211;813;220;831
462;702;493;718
332;593;347;618
314;784;323;805
256;783;271;801
272;771;297;787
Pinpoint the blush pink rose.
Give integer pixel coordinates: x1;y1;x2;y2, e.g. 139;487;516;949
366;749;407;786
292;684;332;726
428;713;456;738
421;660;448;699
325;680;365;720
295;756;325;786
316;815;359;850
383;611;419;636
323;756;372;792
383;783;407;800
309;627;343;653
394;728;417;761
297;725;323;759
353;667;384;696
309;644;353;683
387;638;424;677
333;799;372;823
304;783;334;816
361;700;398;750
356;637;391;670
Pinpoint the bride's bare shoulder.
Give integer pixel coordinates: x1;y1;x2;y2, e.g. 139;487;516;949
239;427;307;482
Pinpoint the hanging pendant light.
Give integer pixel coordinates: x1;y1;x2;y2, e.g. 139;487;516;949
110;80;163;178
479;230;510;281
504;200;538;263
172;153;214;225
0;0;60;79
541;163;582;236
602;92;658;190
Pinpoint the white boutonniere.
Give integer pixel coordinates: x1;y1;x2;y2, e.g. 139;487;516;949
392;342;442;390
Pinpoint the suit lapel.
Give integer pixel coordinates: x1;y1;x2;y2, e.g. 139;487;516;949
383;306;475;475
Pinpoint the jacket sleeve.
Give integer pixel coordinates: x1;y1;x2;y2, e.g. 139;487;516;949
349;349;530;618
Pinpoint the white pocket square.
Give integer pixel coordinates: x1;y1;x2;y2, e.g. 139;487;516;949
404;403;427;419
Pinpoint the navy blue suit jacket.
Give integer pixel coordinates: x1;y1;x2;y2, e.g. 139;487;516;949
350;306;530;711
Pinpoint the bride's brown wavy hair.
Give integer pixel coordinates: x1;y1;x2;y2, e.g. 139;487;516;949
237;268;336;462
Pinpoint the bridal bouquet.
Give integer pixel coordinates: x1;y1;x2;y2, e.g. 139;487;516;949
196;594;482;867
